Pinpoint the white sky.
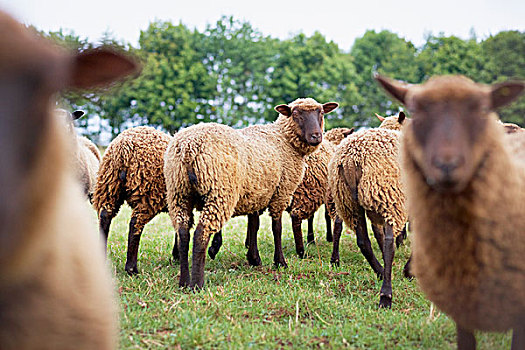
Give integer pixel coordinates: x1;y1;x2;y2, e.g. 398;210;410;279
3;0;524;51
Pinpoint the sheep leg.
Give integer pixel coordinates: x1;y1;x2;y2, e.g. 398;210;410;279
272;216;288;268
512;324;525;350
99;209;114;253
178;223;191;288
371;224;385;258
124;216;145;275
379;223;395;308
457;325;476;350
246;213;261;266
291;215;305;258
403;254;414;279
172;232;179;262
307;215;315;244
396;226;407;248
190;223;211;290
325;206;333;242
355;205;384;278
330;217;343;266
207;230;222;260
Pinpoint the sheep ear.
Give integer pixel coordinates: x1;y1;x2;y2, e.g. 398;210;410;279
322;102;339;114
343;128;355;137
491;81;525;110
275;104;292;117
72;110;85;120
398;111;406;124
69;48;140;89
375;113;385;122
374;73;408;104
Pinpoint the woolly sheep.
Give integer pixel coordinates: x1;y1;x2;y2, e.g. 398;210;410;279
208;127;355;262
92;126;172;275
164;98;338;289
376;74;525;349
0;10;138;349
328;111;409;308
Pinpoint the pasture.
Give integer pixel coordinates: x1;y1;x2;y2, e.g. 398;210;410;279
104;205;511;349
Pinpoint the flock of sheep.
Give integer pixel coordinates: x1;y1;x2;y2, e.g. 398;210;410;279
0;9;524;350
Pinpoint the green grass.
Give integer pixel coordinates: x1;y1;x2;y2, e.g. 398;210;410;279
105;205;511;349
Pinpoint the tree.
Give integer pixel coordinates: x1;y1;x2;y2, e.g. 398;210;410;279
481;31;525;125
350;30;419;126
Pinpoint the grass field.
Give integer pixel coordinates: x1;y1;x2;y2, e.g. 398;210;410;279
104;205;511;349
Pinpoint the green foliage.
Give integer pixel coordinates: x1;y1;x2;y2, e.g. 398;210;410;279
38;21;524;141
350;30;419;126
481;31;525;125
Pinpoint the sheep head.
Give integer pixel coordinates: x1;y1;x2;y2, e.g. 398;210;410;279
275;98;338;147
375;111;407;131
375;74;524;193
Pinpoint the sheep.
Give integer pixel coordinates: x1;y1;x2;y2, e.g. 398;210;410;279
0;10;138;349
286;127;355;258
92;126;172;275
55;109;101;200
375;73;525;349
164;98;338;289
327;111;409;308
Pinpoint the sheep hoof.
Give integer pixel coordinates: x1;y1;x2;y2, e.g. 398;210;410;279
274;259;288;269
208;246;218;260
296;249;305;259
125;265;139;276
379;294;392;309
247;254;262;266
330;258;340;267
326;235;333;243
403;267;414;280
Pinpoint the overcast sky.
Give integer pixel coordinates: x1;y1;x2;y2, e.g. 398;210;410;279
3;0;524;50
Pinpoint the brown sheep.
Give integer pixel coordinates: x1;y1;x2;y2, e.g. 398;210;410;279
376;74;525;349
328;111;409;308
92;126;172;275
0;10;138;349
164;98;338;289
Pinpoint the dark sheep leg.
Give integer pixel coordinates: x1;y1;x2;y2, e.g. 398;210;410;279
396;225;407;248
190;223;211;290
124;216;144;275
403;254;413;279
379;223;395;308
207;230;223;260
355;205;384;278
291;215;305;258
272;216;288;268
371;223;385;258
99;209;114;254
330;217;343;266
178;223;191;288
307;215;315;244
172;232;179;262
246;213;261;266
325;206;333;242
457;325;476;350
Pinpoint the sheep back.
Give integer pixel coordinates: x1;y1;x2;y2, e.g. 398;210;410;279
329;128;407;237
93;126;170;218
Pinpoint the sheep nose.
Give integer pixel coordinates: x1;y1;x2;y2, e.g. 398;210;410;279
431;155;464;176
309;132;322;145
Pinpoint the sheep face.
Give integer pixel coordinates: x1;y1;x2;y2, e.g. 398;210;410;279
275;101;338;146
375;74;524;193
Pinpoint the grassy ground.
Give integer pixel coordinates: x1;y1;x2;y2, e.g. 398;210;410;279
104;205;511;349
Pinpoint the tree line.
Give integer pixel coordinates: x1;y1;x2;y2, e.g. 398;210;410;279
41;16;524;143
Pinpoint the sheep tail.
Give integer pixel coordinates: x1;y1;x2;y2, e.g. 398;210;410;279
339;162;361;202
187;164;198;187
